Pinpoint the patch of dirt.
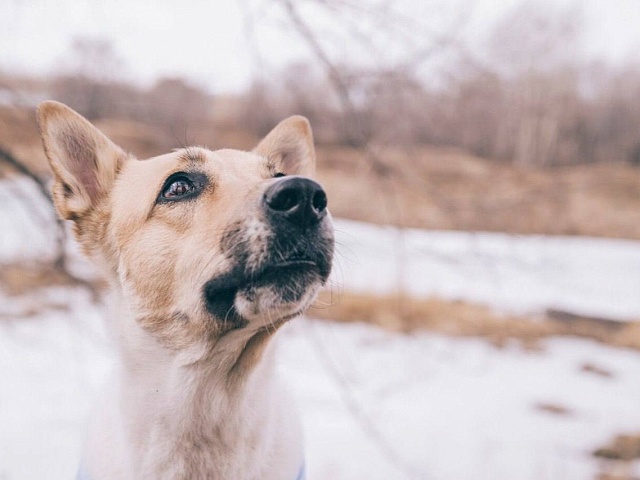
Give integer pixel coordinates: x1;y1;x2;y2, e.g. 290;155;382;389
580;362;615;379
595;434;640;461
594;433;640;480
533;402;574;417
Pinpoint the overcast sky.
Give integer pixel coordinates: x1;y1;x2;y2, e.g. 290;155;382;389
2;0;640;93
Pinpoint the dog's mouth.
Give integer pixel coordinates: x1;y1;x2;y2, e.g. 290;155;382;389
248;259;319;285
203;258;325;326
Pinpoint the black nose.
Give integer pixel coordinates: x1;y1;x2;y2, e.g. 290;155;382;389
264;176;328;227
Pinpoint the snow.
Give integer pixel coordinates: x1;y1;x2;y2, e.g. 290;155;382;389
2;176;640;479
284;321;640;480
0;291;112;480
332;219;640;320
1;304;640;480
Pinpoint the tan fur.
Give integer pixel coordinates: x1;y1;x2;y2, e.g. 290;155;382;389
36;101;333;479
254;115;316;177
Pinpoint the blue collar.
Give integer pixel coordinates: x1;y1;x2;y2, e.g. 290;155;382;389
78;462;306;479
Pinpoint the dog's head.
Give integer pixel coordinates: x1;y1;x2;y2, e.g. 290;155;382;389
37;101;334;350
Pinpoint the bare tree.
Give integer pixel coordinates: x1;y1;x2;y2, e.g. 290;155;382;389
0;145;99;295
487;1;582;166
238;0;640;168
51;37;126;120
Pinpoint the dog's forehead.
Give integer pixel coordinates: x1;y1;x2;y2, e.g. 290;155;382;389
208;148;269;174
110;147;269;225
124;147;268;188
141;147;266;173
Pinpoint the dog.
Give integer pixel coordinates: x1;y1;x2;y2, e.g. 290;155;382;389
36;101;334;479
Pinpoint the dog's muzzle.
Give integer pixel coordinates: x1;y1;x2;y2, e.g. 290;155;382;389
203;176;334;326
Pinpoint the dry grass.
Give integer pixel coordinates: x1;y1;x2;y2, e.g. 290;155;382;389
0;106;49;177
1;263;76;295
316;144;640;240
0;263;104;318
595;434;640;461
310;289;640;351
594;433;640;480
3;106;640;240
580;362;615;378
0;263;105;297
533;402;574;417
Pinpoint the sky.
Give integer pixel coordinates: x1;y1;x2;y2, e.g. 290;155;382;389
2;0;640;93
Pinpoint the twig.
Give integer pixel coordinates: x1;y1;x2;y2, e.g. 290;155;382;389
0;145;100;300
307;320;430;479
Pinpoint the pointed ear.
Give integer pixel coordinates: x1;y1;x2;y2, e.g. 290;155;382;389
253;115;316;177
36;101;127;221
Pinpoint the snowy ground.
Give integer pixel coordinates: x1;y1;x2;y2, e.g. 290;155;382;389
1;176;640;479
1;296;640;480
332;219;640;321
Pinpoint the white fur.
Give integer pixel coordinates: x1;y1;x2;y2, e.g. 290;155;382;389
82;289;304;480
36;102;323;480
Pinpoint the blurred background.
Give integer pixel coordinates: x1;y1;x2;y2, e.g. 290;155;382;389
1;0;640;479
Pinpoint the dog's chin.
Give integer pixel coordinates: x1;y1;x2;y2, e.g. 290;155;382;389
204;261;326;327
234;281;320;324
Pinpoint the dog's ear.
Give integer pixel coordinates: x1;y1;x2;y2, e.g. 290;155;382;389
253;115;316;177
36;101;127;221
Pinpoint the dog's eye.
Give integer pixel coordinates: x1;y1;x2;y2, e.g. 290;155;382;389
273;172;286;178
164;178;194;198
158;173;203;203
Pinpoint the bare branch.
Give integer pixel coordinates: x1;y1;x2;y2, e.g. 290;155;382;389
307;320;430;479
0;145;100;298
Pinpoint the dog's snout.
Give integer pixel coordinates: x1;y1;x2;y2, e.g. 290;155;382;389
264;177;327;227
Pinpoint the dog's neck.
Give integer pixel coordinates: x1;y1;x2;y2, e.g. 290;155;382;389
106;292;300;479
